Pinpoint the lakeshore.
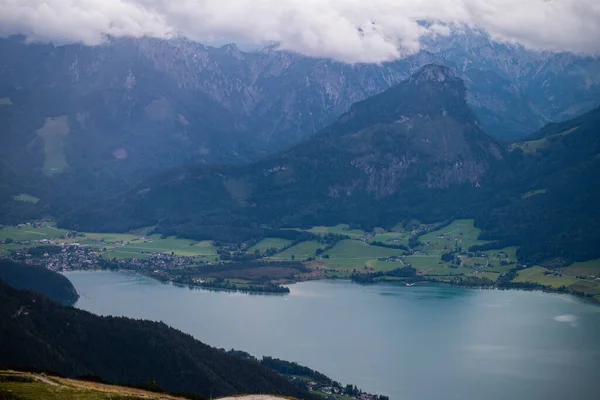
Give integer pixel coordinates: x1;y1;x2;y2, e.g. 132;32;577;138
2;220;600;300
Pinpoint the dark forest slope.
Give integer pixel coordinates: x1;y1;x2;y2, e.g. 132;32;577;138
476;106;600;264
0;259;78;304
0;281;312;399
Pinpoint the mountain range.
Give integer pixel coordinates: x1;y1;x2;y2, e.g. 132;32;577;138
59;65;600;265
0;31;599;215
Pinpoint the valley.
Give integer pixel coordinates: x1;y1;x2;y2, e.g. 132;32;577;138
2;218;599;301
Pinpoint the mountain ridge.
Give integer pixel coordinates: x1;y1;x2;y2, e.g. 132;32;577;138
1;31;598;216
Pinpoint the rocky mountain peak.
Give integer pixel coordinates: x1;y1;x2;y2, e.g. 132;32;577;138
220;43;244;59
332;64;472;136
409;64;458;84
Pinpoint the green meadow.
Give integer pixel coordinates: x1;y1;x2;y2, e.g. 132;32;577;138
307;224;366;238
514;266;600;299
0;224;219;260
403;255;441;270
0;225;68;241
418;219;489;252
247;237;293;253
35;116;70;177
12;193;40;204
269;241;322;261
514;267;579;288
323;239;405;270
459;246;518;269
562;259;600;277
82;234;218;258
509;127;578;154
368;231;410;246
366;259;407;271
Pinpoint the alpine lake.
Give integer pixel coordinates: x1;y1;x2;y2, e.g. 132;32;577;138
66;270;600;400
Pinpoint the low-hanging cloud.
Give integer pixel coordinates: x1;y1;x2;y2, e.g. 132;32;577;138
1;0;599;63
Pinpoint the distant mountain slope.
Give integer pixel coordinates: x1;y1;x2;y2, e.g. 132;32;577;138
0;259;78;304
60;68;600;265
0;281;312;399
479;106;600;264
60;65;505;240
1;31;598;218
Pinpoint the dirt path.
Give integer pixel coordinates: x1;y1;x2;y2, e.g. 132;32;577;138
18;373;59;386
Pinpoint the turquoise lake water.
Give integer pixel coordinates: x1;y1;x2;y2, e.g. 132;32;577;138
66;271;600;400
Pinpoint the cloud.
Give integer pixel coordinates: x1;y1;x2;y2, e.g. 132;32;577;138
1;0;599;63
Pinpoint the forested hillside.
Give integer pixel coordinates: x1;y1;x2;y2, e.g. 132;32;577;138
0;281;312;399
475;106;600;264
0;259;78;304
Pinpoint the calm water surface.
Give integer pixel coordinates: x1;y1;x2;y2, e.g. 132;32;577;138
65;271;600;400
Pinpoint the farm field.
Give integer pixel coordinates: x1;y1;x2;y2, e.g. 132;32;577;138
562;259;600;277
366;259;407;271
514;267;579;288
403;255;505;278
418;219;489;252
269;241;322;261
368;231;410;246
307;224;366;238
421;265;474;276
323;240;405;270
567;280;600;295
477;271;501;281
247;238;293;253
403;255;442;270
85;235;218;259
0;225;68;241
0;224;219;260
0;243;33;256
459;246;518;269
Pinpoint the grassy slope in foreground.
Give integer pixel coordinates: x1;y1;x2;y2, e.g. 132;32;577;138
0;370;190;400
0;370;293;400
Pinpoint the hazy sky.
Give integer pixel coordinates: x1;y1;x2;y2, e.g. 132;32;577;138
1;0;599;63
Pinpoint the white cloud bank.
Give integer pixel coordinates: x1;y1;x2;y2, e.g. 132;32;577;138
1;0;599;63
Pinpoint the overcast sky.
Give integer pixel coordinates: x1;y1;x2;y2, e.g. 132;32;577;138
1;0;599;63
